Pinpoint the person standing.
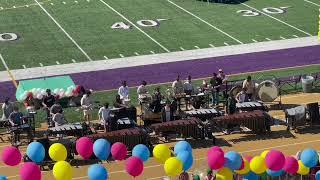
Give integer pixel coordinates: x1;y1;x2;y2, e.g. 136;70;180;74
172;75;184;96
81;91;93;125
98;102;111;132
137;81;148;98
1;97;13;121
242;76;255;101
226;93;237;115
118;81;129;100
210;73;222;106
9;106;24;145
184;75;194;95
42;89;55;125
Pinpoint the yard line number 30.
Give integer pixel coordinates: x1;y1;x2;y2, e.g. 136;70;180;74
111;19;168;30
237;6;290;17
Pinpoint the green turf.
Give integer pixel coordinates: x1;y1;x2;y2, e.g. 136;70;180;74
0;0;318;71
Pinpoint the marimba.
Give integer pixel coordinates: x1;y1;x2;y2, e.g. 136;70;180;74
236;102;267;112
88;127;149;150
149;119;202;139
47;123;91;137
117;117;135;130
184;108;221;120
213;110;271;134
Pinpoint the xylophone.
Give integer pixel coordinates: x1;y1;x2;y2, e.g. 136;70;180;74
236;101;267;112
184;108;221;120
117;117;136;130
47;123;92;137
213;110;271;134
149;118;202;139
88;127;149;150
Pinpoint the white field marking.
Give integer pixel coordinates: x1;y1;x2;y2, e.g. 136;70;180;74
71;59;76;63
224;42;229;46
50;2;54;5
99;0;170;53
62;1;66;4
39;63;43;67
280;36;286;40
293;34;299;38
0;7;3;10
56;61;60;65
167;0;243;44
87;0;90;2
59;138;320;180
304;0;320;7
194;45;200;49
266;38;272;41
150;51;155;54
22;65;26;69
209;44;214;47
180;47;185;51
34;0;92;61
280;6;291;9
252;39;258;43
75;0;78;3
134;52;140;56
13;6;16;8
103;56;108;60
0;54;10;71
26;5;29;7
119;54;124;58
240;3;312;36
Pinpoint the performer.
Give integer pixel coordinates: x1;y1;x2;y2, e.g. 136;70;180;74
218;69;227;83
210;73;222;106
1;97;13;121
24;93;35;112
52;111;66;127
161;101;174;122
8;106;24;145
81;91;93;124
242;75;255;101
236;88;247;103
184;75;194;95
118;81;129;100
172;75;184;96
149;87;163;113
137;81;148;98
98;102;112;132
113;95;127;108
49;101;63;126
225;93;237;115
42;89;55;125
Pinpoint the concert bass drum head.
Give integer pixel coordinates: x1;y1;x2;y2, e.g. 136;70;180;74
257;80;279;102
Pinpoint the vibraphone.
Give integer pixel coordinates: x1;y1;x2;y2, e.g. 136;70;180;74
87;127;149;150
236;101;267;112
213;110;271;134
47;123;92;137
184;108;221;120
149;119;202;139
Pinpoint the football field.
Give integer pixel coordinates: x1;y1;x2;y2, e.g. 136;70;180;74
0;0;319;71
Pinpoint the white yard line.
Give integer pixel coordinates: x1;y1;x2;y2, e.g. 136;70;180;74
134;52;140;56
0;54;10;72
71;59;76;63
119;54;124;58
293;35;299;38
99;0;170;53
240;2;312;36
167;0;243;44
265;38;272;41
304;0;320;7
209;44;214;47
280;36;286;40
150;51;155;54
0;36;318;82
224;42;229;46
104;56;108;60
34;0;92;61
0;54;17;87
194;45;200;49
252;39;258;43
180;47;185;51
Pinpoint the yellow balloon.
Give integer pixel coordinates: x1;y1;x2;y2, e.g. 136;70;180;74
235;159;250;175
216;167;233;180
250;156;267;174
53;161;73;180
261;150;270;159
49;143;67;161
297;160;310;175
164;157;183;176
153;144;171;164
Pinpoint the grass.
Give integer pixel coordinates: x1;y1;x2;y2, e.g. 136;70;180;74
0;0;318;70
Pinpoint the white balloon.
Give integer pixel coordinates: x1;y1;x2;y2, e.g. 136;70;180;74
59;88;64;94
41;89;46;95
65;90;72;97
59;91;65;98
31;88;36;94
53;88;59;95
36;93;43;100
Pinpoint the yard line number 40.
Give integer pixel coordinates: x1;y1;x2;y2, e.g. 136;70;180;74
111;19;168;30
237;6;290;17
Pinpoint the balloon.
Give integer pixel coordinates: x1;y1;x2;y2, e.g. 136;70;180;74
265;150;285;171
36;93;43;100
153;144;171;164
174;141;192;155
31;88;37;95
176;150;193;171
235;159;250;175
316;170;320;180
250;156;267;174
19;162;41;180
88;164;108;180
53;88;59;95
125;156;144;177
0;175;6;180
93;139;111;160
216;167;233;180
297;160;309;175
59;91;65;98
300;148;319;168
261;150;270;159
65;90;72;97
283;156;299;174
243;171;259;180
76;137;93;160
208;151;224;170
40;89;46;95
164;157;183;176
111;142;127;160
53;161;73;180
49;143;67;161
266;169;284;177
26;142;45;163
224;151;242;170
132;144;150;162
1;146;21;166
245;156;253;162
208;146;224;156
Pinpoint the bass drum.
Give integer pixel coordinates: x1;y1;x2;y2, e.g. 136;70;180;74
257;80;279;102
229;85;242;97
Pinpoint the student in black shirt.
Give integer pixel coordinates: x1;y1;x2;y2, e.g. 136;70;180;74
42;89;55;125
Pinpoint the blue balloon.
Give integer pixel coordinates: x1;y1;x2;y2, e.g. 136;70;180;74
266;169;284;177
174;141;192;155
132;144;150;162
93;139;111;160
88;164;108;180
224;151;242;170
316;170;320;180
243;171;259;180
26;142;45;163
0;175;7;180
301;149;319;168
177;150;193;171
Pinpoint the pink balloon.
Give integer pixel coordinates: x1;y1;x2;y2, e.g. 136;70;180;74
283;156;299;174
19;162;41;180
208;151;224;170
76;137;93;159
111;142;127;160
125;156;144;177
245;156;253;162
265;150;285;171
1;146;21;166
208;146;224;157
